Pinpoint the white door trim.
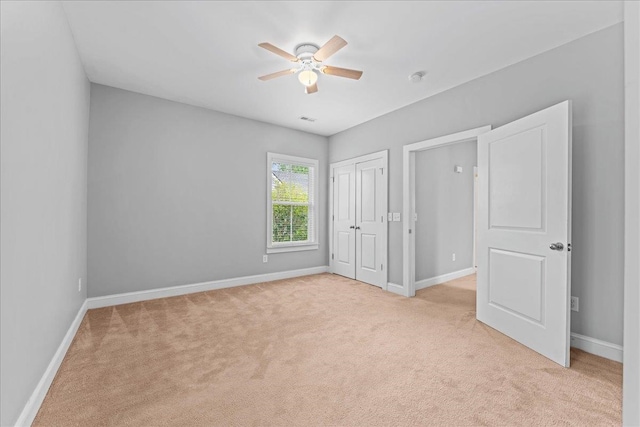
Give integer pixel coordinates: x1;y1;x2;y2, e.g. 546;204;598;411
623;2;640;425
402;126;492;297
330;150;390;169
473;165;478;270
330;150;388;289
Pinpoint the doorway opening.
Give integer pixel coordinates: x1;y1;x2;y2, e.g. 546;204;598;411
402;126;491;298
413;139;478;292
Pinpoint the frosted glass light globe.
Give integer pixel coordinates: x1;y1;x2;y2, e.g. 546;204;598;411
298;70;318;87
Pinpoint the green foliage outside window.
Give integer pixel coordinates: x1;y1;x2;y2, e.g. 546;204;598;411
272;203;309;243
272;171;310;243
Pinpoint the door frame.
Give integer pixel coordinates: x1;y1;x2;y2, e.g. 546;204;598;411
473;165;479;269
623;1;640;424
329;150;389;289
402;126;492;297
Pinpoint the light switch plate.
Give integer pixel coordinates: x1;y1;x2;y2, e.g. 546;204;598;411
388;213;393;221
393;212;401;222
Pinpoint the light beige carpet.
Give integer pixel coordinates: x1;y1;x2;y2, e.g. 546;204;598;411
34;273;622;426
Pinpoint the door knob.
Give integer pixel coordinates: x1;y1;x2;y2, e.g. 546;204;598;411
349;225;355;229
549;242;564;251
355;226;361;230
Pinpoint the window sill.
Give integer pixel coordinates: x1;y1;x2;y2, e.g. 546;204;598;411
266;244;318;254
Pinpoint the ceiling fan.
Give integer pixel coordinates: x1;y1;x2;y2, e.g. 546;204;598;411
258;35;363;94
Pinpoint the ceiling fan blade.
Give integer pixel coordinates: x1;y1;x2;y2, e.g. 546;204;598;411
313;35;347;62
305;83;318;94
321;66;363;80
258;42;299;62
258;69;297;81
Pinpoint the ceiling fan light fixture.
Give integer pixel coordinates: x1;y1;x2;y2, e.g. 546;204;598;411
298;70;318;87
257;35;362;94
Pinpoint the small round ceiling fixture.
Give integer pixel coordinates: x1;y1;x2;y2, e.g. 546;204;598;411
408;71;427;83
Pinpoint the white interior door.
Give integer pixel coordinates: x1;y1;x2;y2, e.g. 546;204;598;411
333;164;356;279
355;158;386;287
477;100;572;367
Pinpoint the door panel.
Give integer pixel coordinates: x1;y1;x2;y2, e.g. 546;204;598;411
360;168;376;222
337;232;351;264
356;158;385;286
359;234;377;271
488;249;545;323
338;173;351;220
489;127;545;230
478;100;572;367
333;165;356;279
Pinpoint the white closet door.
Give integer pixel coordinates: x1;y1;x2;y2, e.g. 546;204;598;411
333;164;356;279
355;158;386;287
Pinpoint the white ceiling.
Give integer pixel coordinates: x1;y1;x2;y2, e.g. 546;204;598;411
61;1;623;136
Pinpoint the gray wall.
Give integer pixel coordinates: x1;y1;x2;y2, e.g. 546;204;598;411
0;2;90;425
415;141;477;281
329;24;624;346
88;84;329;297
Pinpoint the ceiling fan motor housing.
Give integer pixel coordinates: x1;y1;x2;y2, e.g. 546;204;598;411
295;43;320;62
295;44;326;76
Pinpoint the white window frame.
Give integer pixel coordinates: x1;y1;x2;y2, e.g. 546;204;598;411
267;152;319;254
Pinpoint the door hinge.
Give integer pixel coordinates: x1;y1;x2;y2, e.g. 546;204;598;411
380;167;384;175
332;215;334;221
332;177;335;183
409;229;412;234
332;253;334;260
381;264;383;271
381;215;384;223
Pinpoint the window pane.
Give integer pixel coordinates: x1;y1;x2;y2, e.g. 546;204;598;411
272;204;309;243
291;205;309;241
272;204;292;243
272;162;309;203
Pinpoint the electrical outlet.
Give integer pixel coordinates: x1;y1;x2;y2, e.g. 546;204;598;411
78;278;82;292
393;212;401;222
452;253;456;262
388;212;393;221
571;296;579;312
263;255;268;263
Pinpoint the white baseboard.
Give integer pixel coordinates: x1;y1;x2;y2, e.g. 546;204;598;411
15;300;88;427
86;266;329;309
415;267;476;290
570;332;623;363
386;282;406;296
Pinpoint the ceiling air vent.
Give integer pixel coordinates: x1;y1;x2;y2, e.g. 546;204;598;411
299;116;316;122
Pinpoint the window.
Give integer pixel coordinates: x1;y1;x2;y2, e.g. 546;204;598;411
267;153;318;253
